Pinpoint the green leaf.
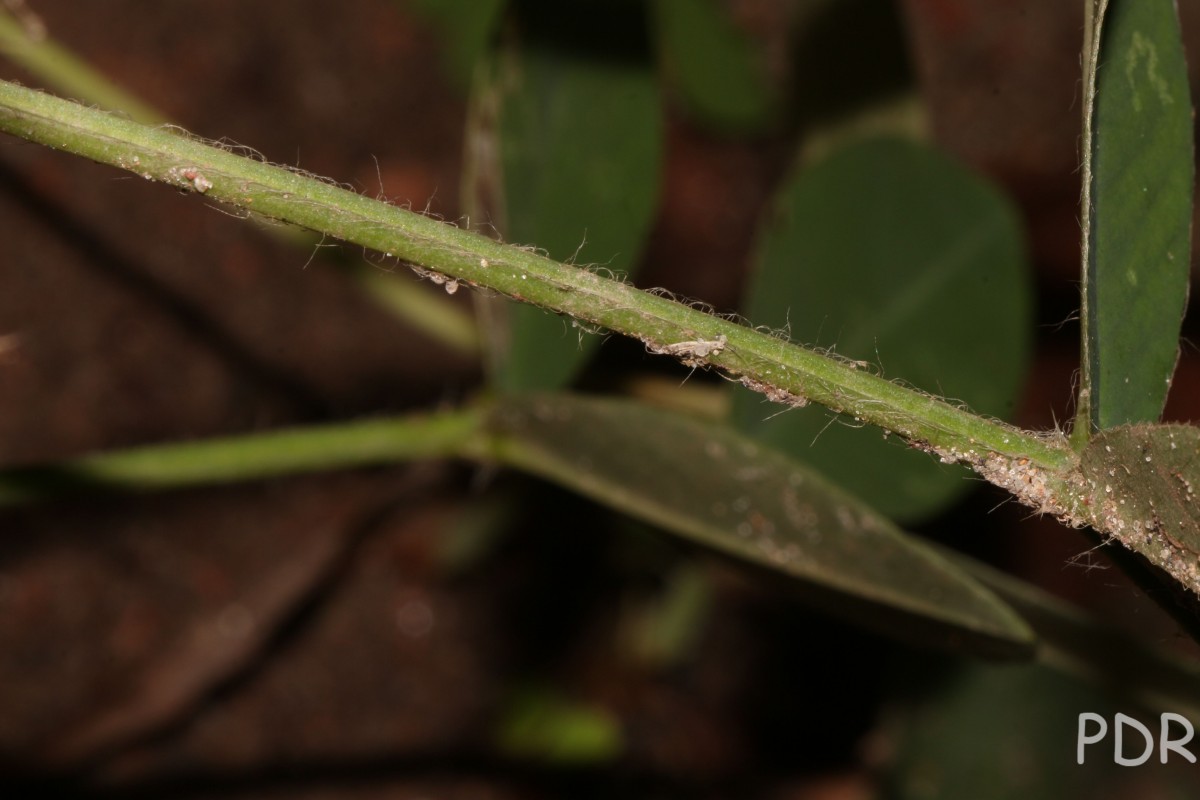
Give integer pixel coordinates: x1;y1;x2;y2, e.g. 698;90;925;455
1079;424;1200;594
949;547;1200;718
623;558;712;669
406;0;505;86
883;662;1194;798
650;0;774;132
495;684;623;764
1078;0;1193;433
473;8;663;392
734;138;1031;522
487;394;1034;657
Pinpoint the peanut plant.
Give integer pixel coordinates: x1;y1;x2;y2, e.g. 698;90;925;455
1;0;1198;795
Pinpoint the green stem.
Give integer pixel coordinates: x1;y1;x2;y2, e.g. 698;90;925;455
0;407;488;506
0;80;1073;475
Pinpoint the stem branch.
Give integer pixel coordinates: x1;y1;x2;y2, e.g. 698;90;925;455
0;80;1073;475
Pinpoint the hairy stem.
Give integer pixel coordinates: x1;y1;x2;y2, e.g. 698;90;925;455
0;80;1073;476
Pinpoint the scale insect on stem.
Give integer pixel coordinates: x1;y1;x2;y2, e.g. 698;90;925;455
654;334;728;364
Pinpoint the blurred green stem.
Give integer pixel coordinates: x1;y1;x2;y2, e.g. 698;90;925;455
0;407;488;505
0;9;165;124
0;10;480;357
0;81;1073;481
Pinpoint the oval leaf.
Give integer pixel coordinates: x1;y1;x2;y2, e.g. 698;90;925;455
1079;0;1193;431
407;0;505;86
488;394;1034;657
651;0;775;132
473;9;663;392
734;137;1031;522
1079;424;1200;594
883;663;1181;799
949;546;1200;718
